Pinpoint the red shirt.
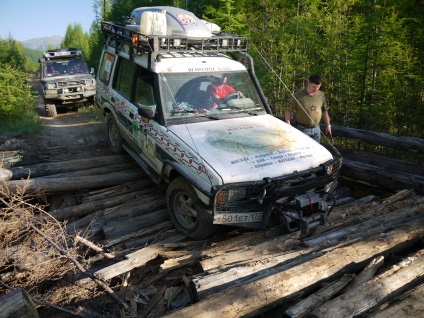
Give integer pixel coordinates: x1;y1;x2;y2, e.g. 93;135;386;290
205;83;237;108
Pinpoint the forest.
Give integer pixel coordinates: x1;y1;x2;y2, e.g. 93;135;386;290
1;0;424;140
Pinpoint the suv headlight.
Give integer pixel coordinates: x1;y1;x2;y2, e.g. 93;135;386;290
323;161;334;175
45;83;56;89
85;79;95;85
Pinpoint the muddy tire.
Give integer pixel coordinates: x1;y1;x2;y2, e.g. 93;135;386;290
166;176;217;240
45;104;57;117
106;113;124;154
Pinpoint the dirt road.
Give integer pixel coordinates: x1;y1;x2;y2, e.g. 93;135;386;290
0;74;111;166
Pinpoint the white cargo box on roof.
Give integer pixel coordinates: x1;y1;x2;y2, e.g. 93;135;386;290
130;6;213;39
138;10;167;36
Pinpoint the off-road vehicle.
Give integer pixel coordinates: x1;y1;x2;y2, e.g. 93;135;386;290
39;48;96;117
96;6;342;240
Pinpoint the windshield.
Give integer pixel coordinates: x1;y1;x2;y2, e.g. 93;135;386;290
45;59;89;77
160;72;266;121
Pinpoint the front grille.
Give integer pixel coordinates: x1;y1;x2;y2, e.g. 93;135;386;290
57;80;84;87
213;156;342;214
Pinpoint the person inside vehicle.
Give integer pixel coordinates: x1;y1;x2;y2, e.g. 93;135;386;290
70;61;84;73
46;63;59;75
204;75;244;109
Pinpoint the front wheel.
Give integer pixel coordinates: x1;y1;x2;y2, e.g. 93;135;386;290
45;103;57;117
106;113;124;154
166;177;217;240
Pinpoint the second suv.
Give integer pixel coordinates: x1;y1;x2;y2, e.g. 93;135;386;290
39;48;96;117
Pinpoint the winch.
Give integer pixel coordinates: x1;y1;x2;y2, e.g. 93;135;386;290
274;191;335;236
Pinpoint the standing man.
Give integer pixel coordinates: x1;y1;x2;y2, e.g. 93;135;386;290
285;74;332;142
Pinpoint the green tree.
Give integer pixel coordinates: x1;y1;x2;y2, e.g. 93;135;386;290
0;63;41;135
0;36;29;70
61;23;91;60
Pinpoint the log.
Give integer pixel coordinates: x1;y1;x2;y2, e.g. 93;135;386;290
47;188;156;221
0;288;40;318
101;220;173;248
2;169;147;194
325;124;424;153
39;162;138;179
310;251;424;317
335;147;424;176
161;218;424;318
344;255;384;292
303;203;424;247
8;154;132;179
102;208;169;239
341;159;424;191
80;180;155;203
0;168;13;181
282;274;355;318
369;282;424;318
65;187;165;234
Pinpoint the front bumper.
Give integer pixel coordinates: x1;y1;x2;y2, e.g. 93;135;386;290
210;156;342;227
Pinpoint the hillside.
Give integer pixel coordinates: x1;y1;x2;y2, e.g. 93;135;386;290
20;35;63;51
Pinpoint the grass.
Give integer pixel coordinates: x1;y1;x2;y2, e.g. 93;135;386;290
79;103;106;123
0;108;43;138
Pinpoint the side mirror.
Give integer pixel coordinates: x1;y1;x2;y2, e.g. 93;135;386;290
138;105;156;119
90;67;95;74
38;58;42;63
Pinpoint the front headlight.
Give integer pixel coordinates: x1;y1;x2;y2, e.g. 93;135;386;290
216;187;249;206
45;83;56;89
323;161;334;175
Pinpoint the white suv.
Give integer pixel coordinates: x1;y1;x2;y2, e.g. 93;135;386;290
96;6;341;239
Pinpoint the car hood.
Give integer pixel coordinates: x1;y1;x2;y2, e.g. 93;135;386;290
167;114;333;184
43;73;93;82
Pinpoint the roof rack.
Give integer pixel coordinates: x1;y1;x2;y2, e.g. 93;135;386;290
42;48;83;60
101;21;248;56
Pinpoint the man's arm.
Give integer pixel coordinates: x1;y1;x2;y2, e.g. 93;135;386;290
284;108;292;125
322;110;332;136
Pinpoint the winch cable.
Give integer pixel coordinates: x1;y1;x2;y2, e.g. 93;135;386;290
246;40;340;156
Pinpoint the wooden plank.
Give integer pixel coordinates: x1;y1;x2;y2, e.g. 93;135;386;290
310;251;424;317
94;234;186;281
161;218;424;318
369;283;424;318
283;274;355;318
0;288;40;318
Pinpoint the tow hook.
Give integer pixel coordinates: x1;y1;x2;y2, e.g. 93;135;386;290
275;192;335;237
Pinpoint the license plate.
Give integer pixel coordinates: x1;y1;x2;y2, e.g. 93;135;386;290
213;212;263;224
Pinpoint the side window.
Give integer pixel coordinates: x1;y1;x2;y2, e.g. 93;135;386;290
98;52;115;85
135;68;155;106
113;58;136;99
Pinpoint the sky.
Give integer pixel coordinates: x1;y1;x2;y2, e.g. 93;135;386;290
0;0;97;41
